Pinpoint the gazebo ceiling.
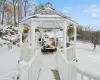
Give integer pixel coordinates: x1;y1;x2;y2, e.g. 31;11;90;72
36;20;64;29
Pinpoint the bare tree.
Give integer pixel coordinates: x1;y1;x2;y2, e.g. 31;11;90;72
91;31;100;49
77;26;100;49
1;0;6;24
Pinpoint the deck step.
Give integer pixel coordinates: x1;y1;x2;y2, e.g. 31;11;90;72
51;70;61;80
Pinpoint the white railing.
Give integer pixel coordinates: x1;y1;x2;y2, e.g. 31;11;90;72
57;48;77;80
57;43;100;80
58;42;76;61
66;45;76;61
20;43;32;62
0;70;19;80
77;68;100;80
0;78;12;80
19;48;41;80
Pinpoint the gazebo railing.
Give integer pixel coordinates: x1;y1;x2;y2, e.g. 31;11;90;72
0;78;12;80
57;48;77;80
66;45;76;61
19;48;41;80
0;70;19;80
21;43;32;62
57;47;100;80
57;41;76;61
77;68;100;80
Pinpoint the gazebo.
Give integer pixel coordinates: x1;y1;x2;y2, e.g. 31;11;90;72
19;2;77;60
19;2;78;80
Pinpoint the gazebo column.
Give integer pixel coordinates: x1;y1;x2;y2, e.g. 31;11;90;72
19;23;23;61
54;29;56;46
19;24;22;46
40;29;43;47
28;28;31;43
31;21;36;53
63;21;67;56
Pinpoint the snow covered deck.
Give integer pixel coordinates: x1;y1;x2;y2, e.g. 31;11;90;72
38;52;58;80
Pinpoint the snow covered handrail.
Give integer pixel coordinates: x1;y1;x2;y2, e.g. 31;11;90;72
57;47;77;80
0;77;12;80
77;68;100;80
66;45;76;61
0;70;19;80
20;43;32;62
19;48;41;80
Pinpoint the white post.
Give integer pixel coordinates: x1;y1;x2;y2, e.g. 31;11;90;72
41;29;42;47
54;29;56;46
20;24;22;46
74;24;77;45
31;20;35;54
28;28;31;44
63;20;67;56
74;24;77;59
12;77;17;80
19;24;23;61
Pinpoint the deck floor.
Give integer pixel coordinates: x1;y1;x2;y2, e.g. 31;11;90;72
38;52;60;80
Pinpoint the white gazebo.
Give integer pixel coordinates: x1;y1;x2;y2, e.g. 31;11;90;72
19;2;78;80
20;2;77;58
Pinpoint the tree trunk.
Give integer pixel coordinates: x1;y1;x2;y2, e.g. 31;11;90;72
7;12;10;25
94;44;96;50
14;4;16;26
13;0;16;26
1;10;4;24
11;12;12;25
24;0;27;17
17;0;20;24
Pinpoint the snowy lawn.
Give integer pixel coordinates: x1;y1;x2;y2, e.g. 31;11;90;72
76;41;100;77
0;46;20;77
0;40;100;79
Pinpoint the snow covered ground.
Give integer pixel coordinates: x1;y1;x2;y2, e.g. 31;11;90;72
0;32;100;79
76;41;100;78
0;46;20;77
0;25;20;78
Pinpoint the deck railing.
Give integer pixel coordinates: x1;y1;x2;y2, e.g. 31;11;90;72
0;70;19;80
66;45;76;61
57;48;77;80
77;68;100;80
19;48;41;80
20;43;32;62
58;41;76;61
57;46;100;80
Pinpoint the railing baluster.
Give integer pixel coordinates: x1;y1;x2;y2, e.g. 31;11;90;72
81;74;83;80
12;76;17;80
88;77;91;80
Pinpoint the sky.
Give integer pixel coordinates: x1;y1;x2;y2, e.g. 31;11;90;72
31;0;100;29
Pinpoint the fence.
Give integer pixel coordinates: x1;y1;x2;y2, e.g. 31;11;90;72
57;48;77;80
0;70;19;80
66;45;76;61
20;43;32;62
77;68;100;80
19;48;41;80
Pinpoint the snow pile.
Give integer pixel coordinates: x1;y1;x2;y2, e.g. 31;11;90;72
0;25;20;47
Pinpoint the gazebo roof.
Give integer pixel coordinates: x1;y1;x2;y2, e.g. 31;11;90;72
21;2;78;29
